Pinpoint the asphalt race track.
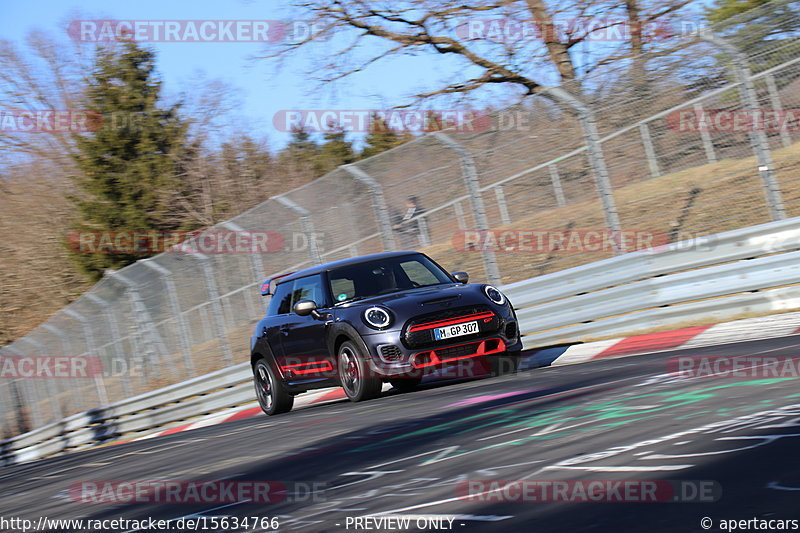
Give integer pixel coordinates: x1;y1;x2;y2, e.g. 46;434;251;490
2;336;800;533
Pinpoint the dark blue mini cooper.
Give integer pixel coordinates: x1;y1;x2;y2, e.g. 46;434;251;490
251;251;521;415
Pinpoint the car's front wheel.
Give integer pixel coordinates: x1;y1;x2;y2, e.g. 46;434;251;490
338;340;382;402
253;358;294;415
489;350;521;376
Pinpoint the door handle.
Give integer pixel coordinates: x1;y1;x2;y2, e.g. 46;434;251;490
279;325;291;334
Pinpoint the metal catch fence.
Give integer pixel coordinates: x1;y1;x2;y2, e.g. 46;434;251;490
2;0;799;437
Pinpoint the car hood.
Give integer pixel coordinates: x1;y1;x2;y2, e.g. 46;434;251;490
337;283;494;331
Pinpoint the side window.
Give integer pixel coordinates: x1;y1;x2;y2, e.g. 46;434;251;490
266;281;293;316
291;274;326;308
400;260;440;286
331;277;355;303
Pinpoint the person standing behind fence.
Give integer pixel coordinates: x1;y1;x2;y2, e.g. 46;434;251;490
393;196;425;249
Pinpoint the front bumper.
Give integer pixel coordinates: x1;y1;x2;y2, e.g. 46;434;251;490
362;311;522;378
410;337;507;369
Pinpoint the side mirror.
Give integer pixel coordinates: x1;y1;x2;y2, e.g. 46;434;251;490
452;271;469;284
260;279;272;296
294;299;321;319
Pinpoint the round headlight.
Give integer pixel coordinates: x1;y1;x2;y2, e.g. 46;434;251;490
363;306;392;328
484;285;506;305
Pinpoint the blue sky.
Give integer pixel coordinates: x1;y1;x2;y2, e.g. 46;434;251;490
0;0;710;150
0;0;472;149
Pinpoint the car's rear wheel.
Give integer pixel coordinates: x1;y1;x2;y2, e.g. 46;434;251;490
389;376;423;392
253;358;294;415
489;350;521;376
338;340;382;402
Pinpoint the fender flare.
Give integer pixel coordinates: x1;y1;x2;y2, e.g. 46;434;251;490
251;337;285;379
326;322;374;370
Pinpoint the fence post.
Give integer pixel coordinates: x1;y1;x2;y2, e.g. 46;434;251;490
62;309;109;406
220;221;266;282
541;87;623;249
109;271;175;380
84;294;134;397
140;259;195;377
9;339;48;429
417;216;432;248
764;73;792;148
433;132;502;285
2;345;40;431
189;253;234;366
693;102;718;164
454;201;467;230
696;29;786;221
43;324;85;408
274;195;323;264
494;186;512;225
18;337;63;420
0;349;28;437
548;164;567;207
341;164;397;252
639;123;661;179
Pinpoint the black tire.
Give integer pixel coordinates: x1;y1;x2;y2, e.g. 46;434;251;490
389;376;423;392
489;350;521;377
338;340;382;402
253;358;294;415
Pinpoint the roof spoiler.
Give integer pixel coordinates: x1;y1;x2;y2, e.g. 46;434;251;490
260;272;294;296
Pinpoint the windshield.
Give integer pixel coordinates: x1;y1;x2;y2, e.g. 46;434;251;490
329;254;453;304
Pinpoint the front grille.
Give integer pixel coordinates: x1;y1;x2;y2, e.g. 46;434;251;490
403;305;499;348
435;343;477;360
379;344;402;362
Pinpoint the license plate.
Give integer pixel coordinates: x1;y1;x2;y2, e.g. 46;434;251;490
434;320;479;340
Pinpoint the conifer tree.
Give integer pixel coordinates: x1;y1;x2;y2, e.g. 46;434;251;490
70;42;188;280
318;126;355;173
359;113;412;159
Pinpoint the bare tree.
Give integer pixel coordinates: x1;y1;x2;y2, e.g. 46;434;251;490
265;0;697;104
0;32;92;345
0;31;92;168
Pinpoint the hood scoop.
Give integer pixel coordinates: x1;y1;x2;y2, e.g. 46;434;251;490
420;294;461;306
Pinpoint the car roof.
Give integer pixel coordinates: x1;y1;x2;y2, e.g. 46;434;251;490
275;251;424;285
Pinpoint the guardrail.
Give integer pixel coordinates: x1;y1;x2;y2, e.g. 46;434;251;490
4;217;800;466
1;363;252;465
505;217;800;346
